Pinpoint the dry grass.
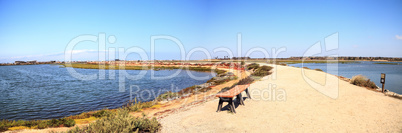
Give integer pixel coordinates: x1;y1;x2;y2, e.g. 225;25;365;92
74;117;98;125
350;75;377;89
0;118;75;132
8;126;30;131
66;109;160;133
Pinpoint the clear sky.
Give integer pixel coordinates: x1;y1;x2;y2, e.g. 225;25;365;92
0;0;401;62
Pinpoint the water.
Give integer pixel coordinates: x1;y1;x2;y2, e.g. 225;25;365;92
288;61;402;94
0;65;214;120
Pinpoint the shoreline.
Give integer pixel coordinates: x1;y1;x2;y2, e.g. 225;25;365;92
2;62;248;132
288;64;402;97
293;65;402;99
337;75;402;99
289;65;402;99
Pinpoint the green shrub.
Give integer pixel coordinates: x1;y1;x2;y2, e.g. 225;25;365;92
132;116;160;132
350;75;377;89
302;67;310;69
141;101;155;109
0;120;38;132
247;63;260;70
125;102;141;112
178;85;197;95
63;118;76;127
259;66;273;71
217;76;255;94
156;91;179;101
215;69;226;75
66;109;161;133
178;85;215;95
37;121;48;129
217;73;227;77
214;78;230;85
252;69;271;76
251;65;273;76
124;98;156;112
314;68;323;71
237;76;254;85
198;87;212;92
48;119;62;127
93;109;113;118
206;77;215;83
0;120;10;132
23;120;37;127
66;112;93;119
217;87;232;93
0;117;76;132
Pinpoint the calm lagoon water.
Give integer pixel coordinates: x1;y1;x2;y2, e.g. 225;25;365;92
0;65;214;120
288;61;402;94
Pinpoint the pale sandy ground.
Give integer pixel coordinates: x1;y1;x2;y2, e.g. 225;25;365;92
160;64;402;132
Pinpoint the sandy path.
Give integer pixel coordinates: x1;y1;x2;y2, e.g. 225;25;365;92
160;64;402;132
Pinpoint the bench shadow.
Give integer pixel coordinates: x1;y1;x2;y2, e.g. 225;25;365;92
220;97;249;111
242;97;249;101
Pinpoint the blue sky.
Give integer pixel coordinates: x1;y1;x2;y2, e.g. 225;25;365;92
0;0;401;62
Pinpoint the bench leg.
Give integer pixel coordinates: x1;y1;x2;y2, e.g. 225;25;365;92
237;93;245;106
229;98;236;113
245;88;251;99
216;98;223;112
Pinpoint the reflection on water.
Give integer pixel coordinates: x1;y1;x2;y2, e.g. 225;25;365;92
0;65;213;120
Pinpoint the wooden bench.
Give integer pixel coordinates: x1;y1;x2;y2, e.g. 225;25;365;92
215;84;251;113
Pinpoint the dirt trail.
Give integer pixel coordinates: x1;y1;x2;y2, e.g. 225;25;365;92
160;64;402;132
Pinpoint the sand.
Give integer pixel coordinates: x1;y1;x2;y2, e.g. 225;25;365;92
160;64;402;132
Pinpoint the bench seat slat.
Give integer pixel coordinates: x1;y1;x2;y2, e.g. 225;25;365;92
216;84;250;98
